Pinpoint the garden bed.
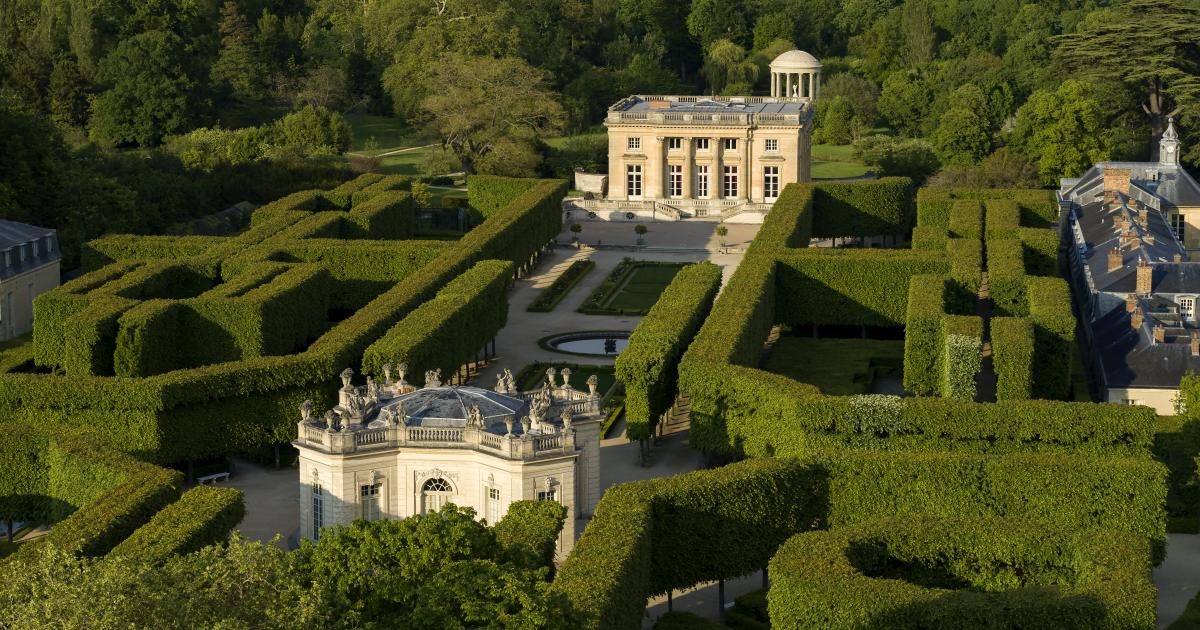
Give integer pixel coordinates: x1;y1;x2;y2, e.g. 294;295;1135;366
528;260;595;312
577;258;686;315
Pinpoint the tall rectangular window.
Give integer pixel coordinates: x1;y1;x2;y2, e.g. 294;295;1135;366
764;166;780;200
626;165;643;198
669;164;683;197
627;137;641;150
487;487;501;524
1181;297;1195;321
360;483;381;521
667;137;682;150
765;138;779;152
696;165;710;198
1172;213;1186;241
696;138;710;151
312;483;324;539
723;166;739;198
723;138;738;151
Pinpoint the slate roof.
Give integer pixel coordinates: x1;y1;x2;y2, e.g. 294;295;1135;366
374;386;538;435
1073;200;1184;295
614;96;808;115
0;219;59;280
1093;304;1200;388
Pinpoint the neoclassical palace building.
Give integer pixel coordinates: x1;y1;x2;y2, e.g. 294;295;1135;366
294;366;602;556
572;49;820;222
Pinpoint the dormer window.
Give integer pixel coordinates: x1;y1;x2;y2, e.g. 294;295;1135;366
1181;296;1195;321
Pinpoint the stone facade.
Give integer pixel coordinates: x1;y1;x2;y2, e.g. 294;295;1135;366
0;220;61;341
294;367;602;557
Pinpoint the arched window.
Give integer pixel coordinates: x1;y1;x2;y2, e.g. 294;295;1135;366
421;477;452;514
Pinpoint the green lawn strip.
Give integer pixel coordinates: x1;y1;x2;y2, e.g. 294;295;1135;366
578;259;686;315
810;143;859;162
344;114;422;152
1154;415;1200;533
811;160;871;179
528;260;596;312
764;337;905;396
514;361;616;395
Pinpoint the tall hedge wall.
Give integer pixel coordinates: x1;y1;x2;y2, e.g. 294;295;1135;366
948;200;982;239
343;190;416;239
942;315;982;401
466;175;543;218
362;259;513;379
987;237;1028;316
809;177;913;238
752;185;813;250
902;275;945;396
680;254;776;370
494;499;567;571
1029;277;1075;400
554;458;822;630
768;516;1155;629
616;262;722;441
992;316;1035;401
0;426;50;523
109;485;245;564
917;187;1058;229
775;249;949;327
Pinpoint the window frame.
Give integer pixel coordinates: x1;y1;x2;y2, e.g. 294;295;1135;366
312;483;324;539
764;165;780;200
696;165;710;199
667;137;682;151
626;164;643;199
696;138;710;151
765;138;779;152
1180;296;1195;321
627;137;641;150
723;165;739;198
723;138;738;151
360;482;382;521
668;164;683;197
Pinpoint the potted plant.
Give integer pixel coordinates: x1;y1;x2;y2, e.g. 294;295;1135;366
634;224;647;247
570;223;582;247
716;224;729;249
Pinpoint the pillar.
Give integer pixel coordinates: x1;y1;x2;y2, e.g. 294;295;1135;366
682;137;694;199
785;74;792;99
771;73;778;97
712;136;722;199
741;131;750;200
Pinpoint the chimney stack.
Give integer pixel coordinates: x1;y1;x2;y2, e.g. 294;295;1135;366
1126;293;1138;313
1132;307;1144;329
1136;259;1153;296
1175;254;1184;263
1108;248;1124;272
1104;168;1132;195
1153;324;1165;343
1192;330;1199;357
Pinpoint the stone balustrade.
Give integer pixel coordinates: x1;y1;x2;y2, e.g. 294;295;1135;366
295;420;579;460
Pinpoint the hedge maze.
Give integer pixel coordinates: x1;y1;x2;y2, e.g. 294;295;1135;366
0;174;566;563
552;180;1165;628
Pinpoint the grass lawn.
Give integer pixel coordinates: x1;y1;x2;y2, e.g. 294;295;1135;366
764;337;904;395
377;146;439;175
811;143;858;161
515;362;617;395
810;143;871;179
606;264;684;311
344;114;424;152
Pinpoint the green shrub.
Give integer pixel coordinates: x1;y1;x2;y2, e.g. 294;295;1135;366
362;260;513;379
0;426;50;523
984;199;1021;239
680;253;776;370
616;262;721;441
467;175;543;218
343;190;415;239
945;238;981;314
494;499;566;571
325;172;384;208
727;590;770;630
109;486;244;564
917;187;1057;229
349;174;412;207
754;184;813;250
528;260;595;312
902;275;945;396
577;259;686;316
992;317;1035;400
910;226;947;251
81;235;226;269
1020;227;1059;277
942;315;982;401
987;237;1027;316
768;516;1155;629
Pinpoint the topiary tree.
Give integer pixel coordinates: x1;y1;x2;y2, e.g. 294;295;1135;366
570;223;582;245
716;225;729;247
634;224;648;246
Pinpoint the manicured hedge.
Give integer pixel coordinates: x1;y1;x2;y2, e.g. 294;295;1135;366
753;184;813;250
325;172;385;208
948;199;982;239
616;262;721;441
1020;227;1060;277
467;175;543;217
361;259;513;379
343;190;415;239
942;315;982;401
81;235;226;270
577;259;686;316
809;177;913;238
992;316;1035;401
902;275;945;396
1029;277;1075;400
528;260;595;312
909;226;947;251
554;458;823;630
683;363;1156;459
984;198;1021;239
944;237;981;314
494;499;567;571
653;612;726;630
775;249;949;327
917;187;1058;229
987;237;1027;316
0;425;50;523
350;174;412;207
680;253;775;370
109;485;245;564
768;516;1155;629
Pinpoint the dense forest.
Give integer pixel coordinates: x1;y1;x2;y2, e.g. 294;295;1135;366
2;0;1200;266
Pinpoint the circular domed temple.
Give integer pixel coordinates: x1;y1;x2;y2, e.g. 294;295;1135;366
293;366;603;555
769;49;822;99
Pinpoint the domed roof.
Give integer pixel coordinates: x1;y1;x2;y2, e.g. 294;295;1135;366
770;50;822;70
382;386;527;430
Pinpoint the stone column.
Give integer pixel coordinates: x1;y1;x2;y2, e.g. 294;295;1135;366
649;136;664;201
712;136;723;199
770;73;776;97
741;131;750;201
785;74;792;99
682;137;694;199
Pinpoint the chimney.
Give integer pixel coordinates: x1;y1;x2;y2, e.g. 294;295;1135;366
1175;254;1184;263
1104;168;1132;195
1132;307;1144;329
1145;232;1156;246
1108;248;1124;272
1136;259;1153;295
1153;324;1165;343
1104;190;1118;204
1126;293;1137;313
1192;330;1199;357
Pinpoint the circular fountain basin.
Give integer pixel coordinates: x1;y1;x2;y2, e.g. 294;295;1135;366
541;331;631;356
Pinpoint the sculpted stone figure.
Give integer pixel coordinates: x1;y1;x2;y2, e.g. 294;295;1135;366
425;368;442;388
545;367;557;388
560;368;572;388
587;374;599;396
382;363;394;386
467;405;485;429
366;376;379;400
504;416;514;437
339;367;354;389
495;373;507;393
502;368;515;393
300;399;313;422
561;407;573;430
323;410;336;432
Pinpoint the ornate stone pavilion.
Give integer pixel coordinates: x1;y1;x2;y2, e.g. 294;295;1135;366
566;49;819;224
294;365;602;556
